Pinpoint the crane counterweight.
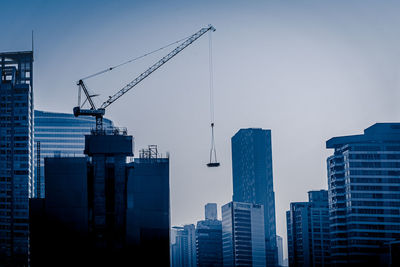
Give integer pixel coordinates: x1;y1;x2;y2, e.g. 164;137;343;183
73;106;105;117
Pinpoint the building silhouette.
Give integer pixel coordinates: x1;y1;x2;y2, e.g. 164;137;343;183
33;110;113;198
196;203;222;267
326;123;400;265
286;190;330;267
0;51;33;266
126;147;170;266
231;128;278;265
222;201;266;267
29;130;170;266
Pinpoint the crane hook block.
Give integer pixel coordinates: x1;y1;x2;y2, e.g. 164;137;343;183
207;122;220;168
207;162;220;167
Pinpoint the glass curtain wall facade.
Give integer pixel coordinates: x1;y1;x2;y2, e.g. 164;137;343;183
231;128;278;266
0;51;33;266
287;202;311;267
222;201;266;267
34;110;113;198
308;190;330;266
286;191;330;267
326;123;400;265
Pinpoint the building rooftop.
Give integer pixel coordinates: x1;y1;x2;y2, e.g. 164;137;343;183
233;128;269;135
0;51;33;56
326;123;400;149
0;51;33;62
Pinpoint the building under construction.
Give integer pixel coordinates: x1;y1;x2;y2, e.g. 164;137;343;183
30;129;170;266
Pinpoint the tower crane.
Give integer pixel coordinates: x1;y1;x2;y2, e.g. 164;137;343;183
73;25;216;133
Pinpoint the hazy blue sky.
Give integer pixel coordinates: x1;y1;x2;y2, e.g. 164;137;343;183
2;0;400;258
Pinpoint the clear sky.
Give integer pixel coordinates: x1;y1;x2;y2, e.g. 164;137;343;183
2;0;400;259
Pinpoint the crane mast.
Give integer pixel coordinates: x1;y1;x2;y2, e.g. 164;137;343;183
73;25;216;133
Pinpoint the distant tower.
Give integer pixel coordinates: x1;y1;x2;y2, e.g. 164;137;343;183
171;226;187;267
186;224;197;267
276;235;283;266
231;128;278;266
205;203;217;220
286;190;330;266
196;204;222;267
171;224;197;267
222;201;266;267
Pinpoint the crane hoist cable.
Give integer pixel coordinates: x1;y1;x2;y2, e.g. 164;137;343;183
207;30;220;168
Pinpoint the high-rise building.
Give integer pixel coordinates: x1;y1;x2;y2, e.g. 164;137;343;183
171;226;188;267
29;130;170;266
326;123;400;265
308;190;331;266
205;203;218;220
172;226;189;267
0;51;33;266
186;224;197;267
33;110;113;198
276;235;283;267
171;229;178;267
286;190;330;267
171;224;197;267
222;201;266;267
231;128;278;265
196;204;222;267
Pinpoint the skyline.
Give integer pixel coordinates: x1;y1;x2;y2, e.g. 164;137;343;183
3;0;400;259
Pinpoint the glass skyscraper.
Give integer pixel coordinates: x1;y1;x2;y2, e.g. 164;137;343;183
222;201;266;267
326;123;400;265
231;128;278;266
34;110;113;197
286;190;331;266
0;51;33;266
